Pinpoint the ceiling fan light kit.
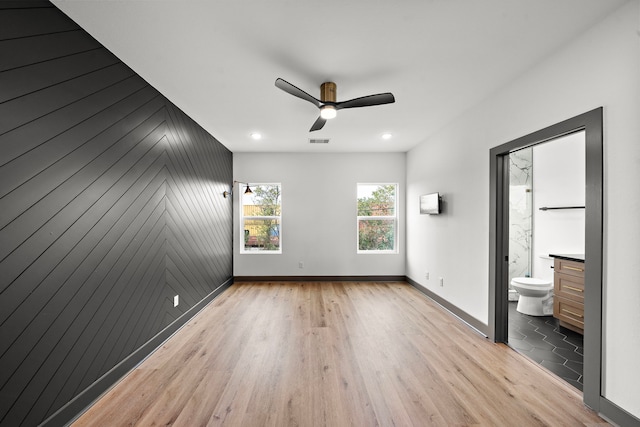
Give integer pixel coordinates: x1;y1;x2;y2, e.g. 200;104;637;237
275;78;395;132
320;105;337;119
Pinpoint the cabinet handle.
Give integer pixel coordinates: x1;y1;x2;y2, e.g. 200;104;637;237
564;285;583;293
562;308;584;318
564;265;584;272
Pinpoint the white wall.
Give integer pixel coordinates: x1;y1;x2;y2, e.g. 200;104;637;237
532;132;586;282
233;152;406;277
406;1;640;418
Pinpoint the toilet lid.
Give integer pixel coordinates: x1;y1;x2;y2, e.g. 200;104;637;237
511;277;551;286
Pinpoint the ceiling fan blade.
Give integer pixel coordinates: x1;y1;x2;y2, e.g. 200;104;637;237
275;78;321;108
309;116;326;132
335;93;395;110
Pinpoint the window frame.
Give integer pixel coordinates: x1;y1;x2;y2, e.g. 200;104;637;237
240;182;282;254
356;183;398;254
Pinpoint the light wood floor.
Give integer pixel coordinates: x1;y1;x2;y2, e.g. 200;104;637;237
73;282;608;426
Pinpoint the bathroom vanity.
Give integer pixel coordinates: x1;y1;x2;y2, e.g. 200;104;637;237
550;254;585;334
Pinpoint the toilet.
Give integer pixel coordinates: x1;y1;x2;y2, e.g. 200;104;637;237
511;277;553;316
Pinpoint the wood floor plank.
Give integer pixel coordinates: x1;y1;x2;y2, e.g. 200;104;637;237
72;282;608;427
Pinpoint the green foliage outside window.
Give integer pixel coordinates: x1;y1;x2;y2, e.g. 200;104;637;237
243;184;281;251
358;184;396;251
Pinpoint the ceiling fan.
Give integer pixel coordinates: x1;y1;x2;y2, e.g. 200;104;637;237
275;78;395;132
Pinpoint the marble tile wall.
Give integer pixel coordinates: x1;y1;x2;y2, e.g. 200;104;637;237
509;148;533;288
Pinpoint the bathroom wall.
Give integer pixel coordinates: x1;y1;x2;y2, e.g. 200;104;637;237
508;148;533;284
532;131;586;283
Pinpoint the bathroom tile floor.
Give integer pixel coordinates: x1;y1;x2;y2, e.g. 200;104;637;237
508;301;584;391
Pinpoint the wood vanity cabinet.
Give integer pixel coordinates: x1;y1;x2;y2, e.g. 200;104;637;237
553;258;585;334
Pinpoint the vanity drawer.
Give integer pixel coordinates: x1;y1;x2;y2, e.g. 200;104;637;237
554;296;584;333
554;258;585;278
554;273;585;303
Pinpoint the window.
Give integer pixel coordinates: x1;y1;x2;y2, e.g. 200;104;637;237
357;183;397;253
241;183;281;253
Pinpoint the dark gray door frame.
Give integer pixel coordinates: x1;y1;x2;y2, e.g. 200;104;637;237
488;108;603;410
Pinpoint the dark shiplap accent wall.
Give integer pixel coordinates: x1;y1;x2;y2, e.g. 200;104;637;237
0;2;233;425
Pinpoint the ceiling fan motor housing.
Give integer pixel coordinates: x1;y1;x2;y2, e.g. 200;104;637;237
320;82;337;103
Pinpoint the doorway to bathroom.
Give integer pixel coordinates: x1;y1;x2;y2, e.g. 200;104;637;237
506;134;586;390
488;108;603;411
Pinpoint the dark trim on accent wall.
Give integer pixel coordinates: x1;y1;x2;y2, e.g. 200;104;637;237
42;277;233;427
233;275;406;282
1;5;234;424
406;277;489;337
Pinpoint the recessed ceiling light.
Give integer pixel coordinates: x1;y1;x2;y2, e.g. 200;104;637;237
382;133;393;140
250;132;262;140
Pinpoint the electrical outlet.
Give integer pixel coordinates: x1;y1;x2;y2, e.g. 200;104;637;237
425;272;430;280
439;277;444;287
173;295;179;307
299;261;304;269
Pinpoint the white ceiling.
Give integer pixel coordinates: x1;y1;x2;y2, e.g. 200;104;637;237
52;0;626;153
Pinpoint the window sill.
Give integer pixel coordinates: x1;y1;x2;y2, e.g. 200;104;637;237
240;250;282;255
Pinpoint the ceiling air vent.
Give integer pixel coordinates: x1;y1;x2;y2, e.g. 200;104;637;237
309;138;330;144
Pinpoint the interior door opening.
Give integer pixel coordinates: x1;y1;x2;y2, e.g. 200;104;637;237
505;133;586;391
488;108;603;410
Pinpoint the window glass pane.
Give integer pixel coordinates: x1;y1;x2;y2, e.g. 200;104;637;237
357;184;396;216
357;183;397;253
242;184;281;253
243;185;281;216
243;218;280;251
358;219;395;251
